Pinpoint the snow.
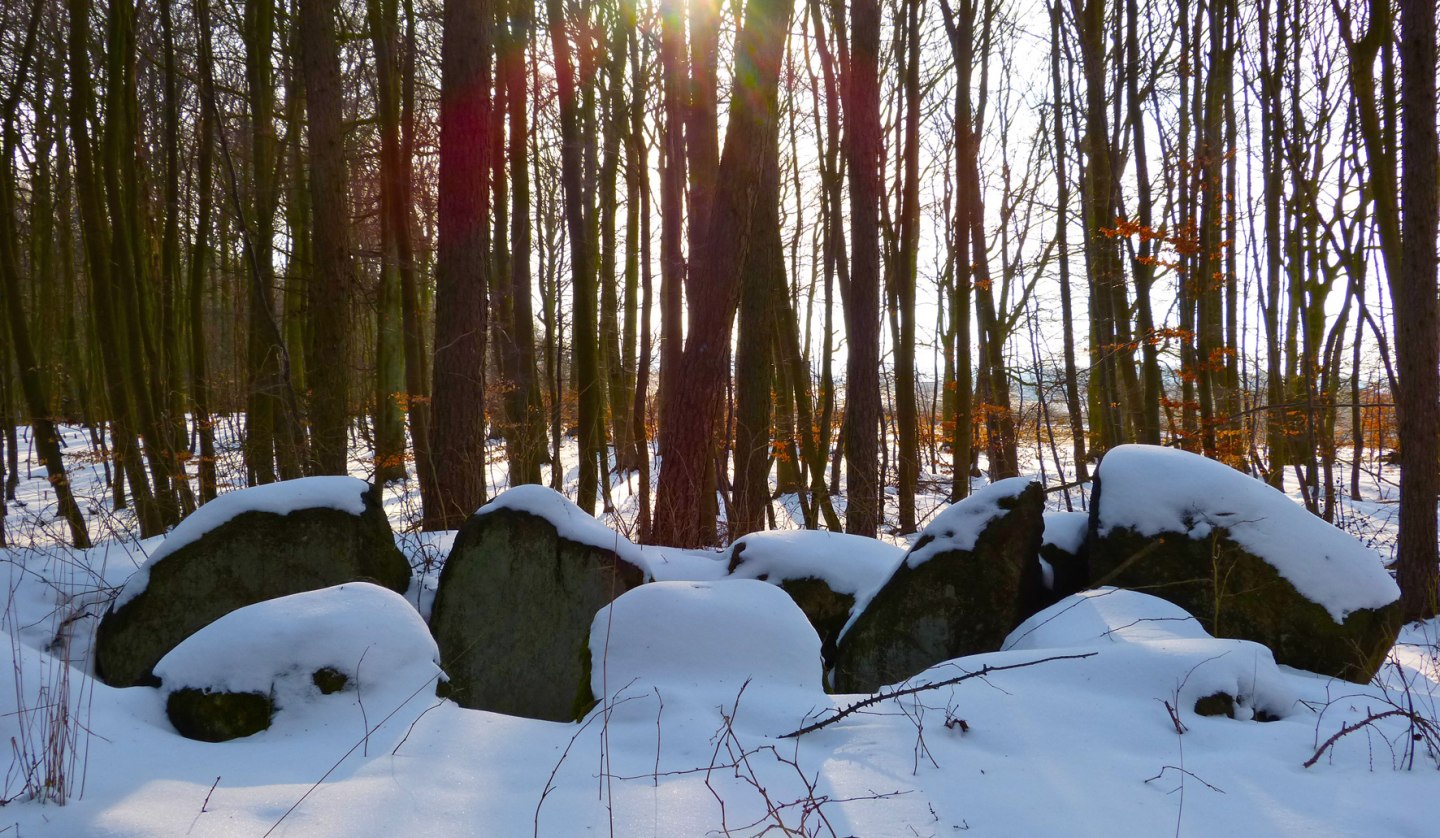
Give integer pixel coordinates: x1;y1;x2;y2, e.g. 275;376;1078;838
589;579;823;701
1004;587;1212;650
995;588;1297;722
477;484;643;564
475;484;728;582
153;583;443;731
724;529;903;597
904;476;1036;569
0;425;1438;836
1042;510;1089;553
1096;445;1400;622
114;476;374;610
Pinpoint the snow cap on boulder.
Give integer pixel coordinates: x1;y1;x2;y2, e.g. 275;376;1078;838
96;476;410;688
429;485;647;721
1089;444;1401;682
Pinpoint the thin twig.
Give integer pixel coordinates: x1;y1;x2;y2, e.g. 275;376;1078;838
1145;765;1224;794
782;653;1096;738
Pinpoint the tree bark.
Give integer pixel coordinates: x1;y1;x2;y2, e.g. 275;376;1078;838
428;0;494;529
1395;0;1438;621
650;0;795;546
840;0;882;537
299;0;353;476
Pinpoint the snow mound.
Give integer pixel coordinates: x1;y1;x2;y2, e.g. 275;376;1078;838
725;529;902;597
1042;510;1089;553
906;476;1036;569
154;583;441;728
116;476;373;609
589;580;823;698
1095;445;1398;621
964;589;1297;722
1003;588;1210;651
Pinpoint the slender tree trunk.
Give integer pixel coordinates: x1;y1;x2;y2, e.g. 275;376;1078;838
496;0;545;485
894;0;921;531
368;0;409;483
1125;0;1161;445
191;0;220;502
299;0;353;475
1050;0;1086;486
650;0;795;546
0;3;89;546
428;0;494;529
840;0;882;537
546;0;604;513
1395;0;1438;621
657;0;686;444
732;148;783;539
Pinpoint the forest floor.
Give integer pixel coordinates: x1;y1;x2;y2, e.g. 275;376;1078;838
0;420;1435;836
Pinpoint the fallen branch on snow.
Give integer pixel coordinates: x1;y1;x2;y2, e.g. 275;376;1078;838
782;652;1097;739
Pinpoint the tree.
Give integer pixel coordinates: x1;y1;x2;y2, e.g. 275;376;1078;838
650;0;795;547
0;0;89;547
299;0;353;475
428;0;494;530
840;0;882;538
1394;0;1438;621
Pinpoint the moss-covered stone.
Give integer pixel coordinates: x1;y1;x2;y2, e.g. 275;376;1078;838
1192;691;1282;722
1087;521;1400;683
166;688;274;742
95;491;410;688
311;667;349;695
832;481;1046;694
1193;692;1235;718
428;505;645;721
1087;447;1401;683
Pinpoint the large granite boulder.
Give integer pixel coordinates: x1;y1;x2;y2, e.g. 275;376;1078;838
831;478;1046;693
724;530;901;664
428;486;647;721
96;477;410;687
1088;445;1402;682
155;583;441;742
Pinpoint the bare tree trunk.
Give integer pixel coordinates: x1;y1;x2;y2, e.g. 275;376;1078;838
368;0;410;483
657;0;686;446
1395;0;1438;621
894;0;921;532
650;0;794;546
428;0;493;529
840;0;882;537
299;0;353;475
1050;0;1086;486
0;2;89;546
732;148;783;539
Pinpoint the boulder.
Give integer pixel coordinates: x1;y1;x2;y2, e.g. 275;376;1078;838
428;486;647;721
832;478;1046;693
724;530;901;663
1088;444;1402;682
166;688;274;743
96;477;410;687
154;582;441;742
1039;511;1090;601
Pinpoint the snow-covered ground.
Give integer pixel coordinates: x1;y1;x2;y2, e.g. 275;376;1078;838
0;420;1436;836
